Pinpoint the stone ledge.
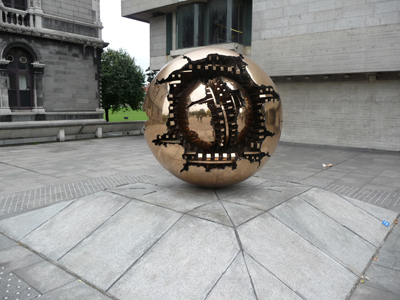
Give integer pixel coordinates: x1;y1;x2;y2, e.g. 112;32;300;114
0;120;146;145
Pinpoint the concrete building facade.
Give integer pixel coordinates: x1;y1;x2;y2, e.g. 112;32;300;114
122;0;400;151
0;0;105;122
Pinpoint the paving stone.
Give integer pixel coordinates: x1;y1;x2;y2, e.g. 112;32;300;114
222;186;300;211
137;187;217;213
260;184;311;196
0;271;41;300
244;253;302;300
14;260;76;294
188;201;232;226
38;280;111;300
0;234;16;250
369;176;400;189
270;197;376;275
349;284;400;300
380;169;400;179
171;183;221;199
364;264;400;295
238;213;358;300
259;181;306;188
205;253;256;300
375;249;400;272
107;182;164;199
59;200;181;290
332;173;376;188
284;169;321;179
311;170;349;180
379;225;400;251
343;196;399;223
301;188;392;247
374;225;400;271
0;201;73;240
239;176;270;186
0;246;43;274
135;175;183;188
221;201;264;227
109;215;239;300
352;164;388;176
214;185;254;199
21;191;129;260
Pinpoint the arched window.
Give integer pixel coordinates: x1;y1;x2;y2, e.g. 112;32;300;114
6;47;34;109
2;0;27;10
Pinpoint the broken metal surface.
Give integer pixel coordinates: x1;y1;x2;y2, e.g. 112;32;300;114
144;48;282;187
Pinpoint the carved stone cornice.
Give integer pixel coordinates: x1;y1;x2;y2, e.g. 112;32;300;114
0;24;106;48
31;61;45;73
0;59;10;71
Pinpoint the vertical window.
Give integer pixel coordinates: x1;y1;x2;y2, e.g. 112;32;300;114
3;0;27;10
231;0;243;44
174;0;250;50
177;3;205;49
6;47;33;109
209;0;227;44
209;0;243;45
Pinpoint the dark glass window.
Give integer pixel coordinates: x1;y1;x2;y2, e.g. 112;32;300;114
231;0;243;44
3;0;26;10
177;3;205;49
175;0;248;50
209;0;243;44
209;0;228;44
6;47;33;109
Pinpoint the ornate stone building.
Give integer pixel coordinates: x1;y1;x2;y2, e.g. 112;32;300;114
122;0;400;151
0;0;105;122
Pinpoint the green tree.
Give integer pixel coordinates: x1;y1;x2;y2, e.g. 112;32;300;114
101;48;145;122
199;108;207;116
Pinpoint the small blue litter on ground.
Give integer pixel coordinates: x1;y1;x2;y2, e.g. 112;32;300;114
382;220;390;227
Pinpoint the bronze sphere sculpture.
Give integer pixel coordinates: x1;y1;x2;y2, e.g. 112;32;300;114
144;48;282;188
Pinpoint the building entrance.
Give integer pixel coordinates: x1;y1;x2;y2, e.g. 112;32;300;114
6;47;33;109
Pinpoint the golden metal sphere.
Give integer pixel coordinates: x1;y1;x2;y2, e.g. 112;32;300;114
144;48;282;188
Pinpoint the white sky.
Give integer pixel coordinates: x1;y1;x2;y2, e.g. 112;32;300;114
100;0;150;71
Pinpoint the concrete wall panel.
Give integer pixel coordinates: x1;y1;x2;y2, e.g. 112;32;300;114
150;16;168;70
252;24;400;76
278;80;400;151
252;0;400;76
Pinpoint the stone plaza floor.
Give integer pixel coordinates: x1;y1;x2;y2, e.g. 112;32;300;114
0;136;399;299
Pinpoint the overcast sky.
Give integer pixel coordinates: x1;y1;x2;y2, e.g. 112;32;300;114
100;0;150;71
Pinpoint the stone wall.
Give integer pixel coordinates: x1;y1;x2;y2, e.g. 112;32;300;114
41;0;97;23
277;79;400;151
122;0;184;17
0;33;101;116
150;15;168;70
251;0;400;76
39;41;100;112
250;0;400;151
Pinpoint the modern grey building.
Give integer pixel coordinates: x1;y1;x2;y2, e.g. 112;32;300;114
122;0;400;151
0;0;105;122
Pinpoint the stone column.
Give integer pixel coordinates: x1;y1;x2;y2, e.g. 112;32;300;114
31;62;45;113
0;59;11;117
32;0;43;28
0;1;5;25
92;0;102;39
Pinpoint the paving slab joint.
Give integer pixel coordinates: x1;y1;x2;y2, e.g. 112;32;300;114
347;220;399;299
0;230;118;299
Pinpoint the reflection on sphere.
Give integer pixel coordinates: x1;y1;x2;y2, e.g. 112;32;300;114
144;48;282;188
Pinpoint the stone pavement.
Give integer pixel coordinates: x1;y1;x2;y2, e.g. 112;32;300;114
0;136;399;299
